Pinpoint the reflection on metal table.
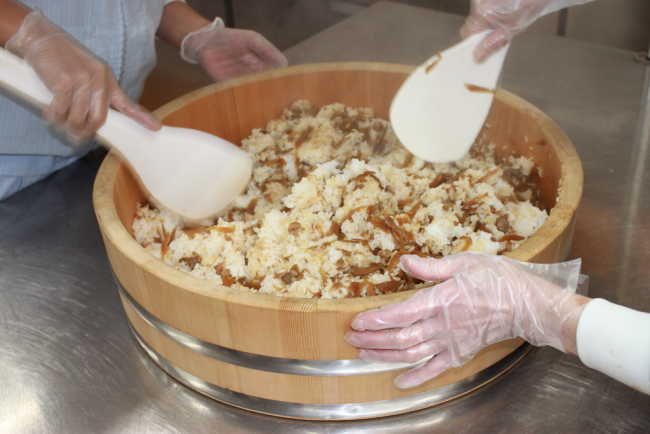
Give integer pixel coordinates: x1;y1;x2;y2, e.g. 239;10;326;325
1;2;649;433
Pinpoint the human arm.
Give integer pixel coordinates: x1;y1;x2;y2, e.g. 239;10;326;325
156;1;210;49
156;1;287;82
0;0;28;46
576;299;650;393
347;253;650;393
345;253;588;387
461;0;596;62
1;1;160;141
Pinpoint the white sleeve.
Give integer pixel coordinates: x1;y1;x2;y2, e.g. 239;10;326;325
576;299;650;394
164;0;186;5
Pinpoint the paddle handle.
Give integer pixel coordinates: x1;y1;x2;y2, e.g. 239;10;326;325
0;46;148;154
0;46;53;107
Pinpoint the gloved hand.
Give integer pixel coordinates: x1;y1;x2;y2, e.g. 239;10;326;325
181;17;288;82
345;252;587;388
5;8;161;142
461;0;595;62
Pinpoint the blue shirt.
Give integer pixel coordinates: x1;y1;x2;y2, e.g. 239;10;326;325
0;0;174;200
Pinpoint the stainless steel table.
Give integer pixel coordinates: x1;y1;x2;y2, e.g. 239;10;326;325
1;2;649;432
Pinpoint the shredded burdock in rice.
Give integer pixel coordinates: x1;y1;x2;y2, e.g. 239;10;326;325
133;100;548;298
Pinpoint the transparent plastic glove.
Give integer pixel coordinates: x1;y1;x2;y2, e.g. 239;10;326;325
180;17;288;82
345;252;581;388
6;8;161;142
461;0;595;62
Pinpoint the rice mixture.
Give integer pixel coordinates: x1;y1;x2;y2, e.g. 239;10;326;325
133;101;548;298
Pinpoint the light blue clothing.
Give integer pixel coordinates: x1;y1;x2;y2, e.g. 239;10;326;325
0;154;85;199
0;0;167;200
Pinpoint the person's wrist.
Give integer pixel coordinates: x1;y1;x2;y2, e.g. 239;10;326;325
5;8;63;58
172;12;209;46
180;17;223;64
5;7;41;57
561;294;592;355
157;1;210;49
0;0;30;48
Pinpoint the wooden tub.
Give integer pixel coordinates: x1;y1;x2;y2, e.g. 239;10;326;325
93;63;583;420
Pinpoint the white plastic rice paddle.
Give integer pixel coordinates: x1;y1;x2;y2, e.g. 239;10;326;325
0;47;252;220
390;31;510;163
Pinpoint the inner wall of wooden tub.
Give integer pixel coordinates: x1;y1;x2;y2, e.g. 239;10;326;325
114;165;146;238
160;70;409;145
484;96;561;211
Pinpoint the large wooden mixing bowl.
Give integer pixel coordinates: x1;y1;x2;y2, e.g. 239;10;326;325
93;63;583;420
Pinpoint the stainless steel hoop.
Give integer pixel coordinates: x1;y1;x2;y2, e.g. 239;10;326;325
128;320;532;420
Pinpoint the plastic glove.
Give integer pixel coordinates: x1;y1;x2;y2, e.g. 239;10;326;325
6;8;161;142
461;0;595;62
345;252;584;388
180;17;288;82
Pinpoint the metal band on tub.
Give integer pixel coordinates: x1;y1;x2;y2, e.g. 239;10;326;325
128;319;531;420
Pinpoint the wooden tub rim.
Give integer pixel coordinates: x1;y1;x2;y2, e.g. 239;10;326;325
93;62;583;314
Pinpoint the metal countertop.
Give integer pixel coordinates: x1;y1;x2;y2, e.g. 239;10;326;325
1;2;649;433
